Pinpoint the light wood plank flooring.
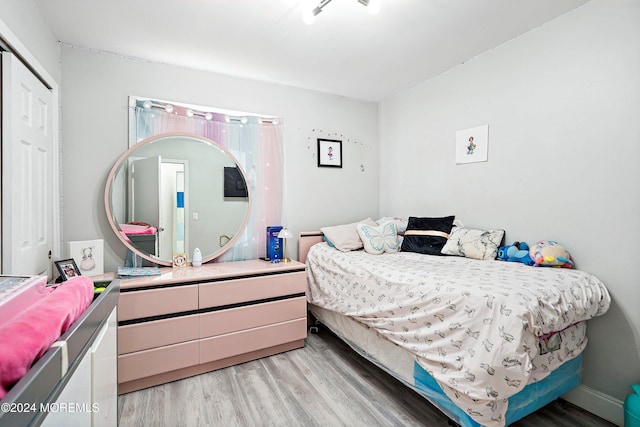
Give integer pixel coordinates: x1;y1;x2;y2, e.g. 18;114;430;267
118;327;616;427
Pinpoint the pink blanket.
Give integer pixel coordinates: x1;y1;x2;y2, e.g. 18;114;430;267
0;276;94;399
120;224;157;243
120;224;157;235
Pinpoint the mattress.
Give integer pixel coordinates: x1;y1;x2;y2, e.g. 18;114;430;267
306;242;610;426
310;304;583;426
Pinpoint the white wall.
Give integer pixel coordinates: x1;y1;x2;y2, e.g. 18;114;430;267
0;0;60;82
60;47;379;272
379;0;639;416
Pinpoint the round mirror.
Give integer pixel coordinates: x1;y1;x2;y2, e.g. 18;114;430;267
104;133;251;266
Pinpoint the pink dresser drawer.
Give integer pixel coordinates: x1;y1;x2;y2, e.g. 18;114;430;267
199;271;306;309
118;340;199;383
118;285;198;321
118;314;199;355
200;318;307;364
199;297;306;338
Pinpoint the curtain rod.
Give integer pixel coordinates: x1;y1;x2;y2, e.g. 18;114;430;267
134;98;279;124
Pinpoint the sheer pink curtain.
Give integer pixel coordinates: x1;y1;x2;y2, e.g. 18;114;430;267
135;101;283;261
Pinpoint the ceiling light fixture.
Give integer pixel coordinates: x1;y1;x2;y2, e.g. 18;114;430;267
303;0;380;25
362;0;381;15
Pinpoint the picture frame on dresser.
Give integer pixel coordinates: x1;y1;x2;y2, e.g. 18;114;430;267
67;239;104;276
54;258;82;281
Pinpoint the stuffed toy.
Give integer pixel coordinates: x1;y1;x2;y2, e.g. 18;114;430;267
497;241;535;266
529;240;574;268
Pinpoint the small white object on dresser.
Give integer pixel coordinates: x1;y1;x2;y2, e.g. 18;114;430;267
192;248;202;267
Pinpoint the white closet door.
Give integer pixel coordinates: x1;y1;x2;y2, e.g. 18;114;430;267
1;52;54;277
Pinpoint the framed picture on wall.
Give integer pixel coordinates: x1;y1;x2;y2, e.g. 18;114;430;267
455;124;489;164
317;138;342;168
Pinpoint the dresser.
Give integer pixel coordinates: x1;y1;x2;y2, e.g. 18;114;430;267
116;260;307;394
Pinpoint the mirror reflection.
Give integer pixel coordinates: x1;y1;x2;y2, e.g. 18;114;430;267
106;133;250;266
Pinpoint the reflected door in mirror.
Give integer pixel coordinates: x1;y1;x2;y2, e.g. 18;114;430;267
105;133;251;266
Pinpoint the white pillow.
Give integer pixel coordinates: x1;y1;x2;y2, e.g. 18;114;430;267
376;216;408;234
441;227;504;260
321;218;377;252
356;222;400;255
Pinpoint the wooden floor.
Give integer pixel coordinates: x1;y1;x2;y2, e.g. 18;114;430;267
118;326;615;427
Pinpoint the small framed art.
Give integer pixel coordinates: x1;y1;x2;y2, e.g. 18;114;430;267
173;253;187;268
456;124;489;164
67;239;104;276
317;138;342;168
54;258;82;281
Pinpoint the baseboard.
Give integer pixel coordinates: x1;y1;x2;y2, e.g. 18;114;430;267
563;384;624;426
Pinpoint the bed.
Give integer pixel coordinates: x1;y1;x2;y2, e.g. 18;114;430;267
299;229;610;427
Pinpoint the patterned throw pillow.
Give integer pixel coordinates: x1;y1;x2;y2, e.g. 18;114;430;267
356;222;400;255
440;227;505;260
376;217;408;234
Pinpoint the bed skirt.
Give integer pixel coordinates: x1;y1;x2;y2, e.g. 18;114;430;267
413;354;582;426
309;304;582;426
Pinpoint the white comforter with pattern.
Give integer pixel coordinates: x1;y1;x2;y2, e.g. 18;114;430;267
306;243;610;427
